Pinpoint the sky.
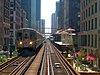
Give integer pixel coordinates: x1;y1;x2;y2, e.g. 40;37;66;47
41;0;59;33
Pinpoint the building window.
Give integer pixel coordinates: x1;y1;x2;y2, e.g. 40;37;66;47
86;0;88;5
10;23;13;29
83;11;85;19
95;17;97;29
91;19;93;30
88;20;90;30
10;2;14;7
10;39;13;44
95;2;97;13
83;1;85;7
89;7;90;16
89;0;90;3
84;22;85;31
10;16;13;22
88;35;90;46
91;35;93;47
81;2;83;9
86;21;87;31
91;5;94;15
86;9;87;18
7;29;9;35
10;10;13;14
95;35;97;48
10;31;13;37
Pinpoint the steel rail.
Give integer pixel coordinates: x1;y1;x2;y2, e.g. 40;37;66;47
0;57;21;72
0;56;18;69
40;44;46;75
50;42;80;75
9;57;30;75
16;56;35;75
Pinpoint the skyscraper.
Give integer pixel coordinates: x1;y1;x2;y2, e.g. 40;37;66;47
21;0;40;30
63;0;80;31
57;0;64;30
41;19;45;34
21;0;31;27
36;0;41;32
51;13;57;34
31;0;36;29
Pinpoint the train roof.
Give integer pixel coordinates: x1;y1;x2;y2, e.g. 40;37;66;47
16;28;36;31
16;28;44;36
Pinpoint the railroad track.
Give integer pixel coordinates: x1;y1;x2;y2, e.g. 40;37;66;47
25;44;45;75
47;40;80;75
0;56;34;75
0;57;18;69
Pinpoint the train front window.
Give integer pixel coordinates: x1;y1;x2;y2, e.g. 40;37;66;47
24;34;28;39
17;32;22;40
30;31;35;39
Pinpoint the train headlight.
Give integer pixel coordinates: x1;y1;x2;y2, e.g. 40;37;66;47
29;42;33;44
19;42;22;44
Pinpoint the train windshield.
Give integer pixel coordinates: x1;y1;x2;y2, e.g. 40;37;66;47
24;34;28;39
17;32;22;40
30;31;35;39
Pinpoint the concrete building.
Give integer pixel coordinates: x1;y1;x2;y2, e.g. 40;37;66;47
51;13;57;34
10;0;21;45
79;0;100;67
0;0;4;46
3;0;10;45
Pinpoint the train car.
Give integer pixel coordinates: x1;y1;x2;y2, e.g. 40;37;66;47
16;28;44;56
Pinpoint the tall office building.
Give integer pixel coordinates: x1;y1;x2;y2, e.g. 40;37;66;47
57;0;64;30
36;0;41;32
10;0;21;45
51;13;57;34
79;0;100;67
41;19;45;34
21;0;38;29
56;1;60;30
21;0;31;27
31;0;36;29
63;0;80;31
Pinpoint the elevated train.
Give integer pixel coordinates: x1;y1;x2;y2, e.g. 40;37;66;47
16;28;44;56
